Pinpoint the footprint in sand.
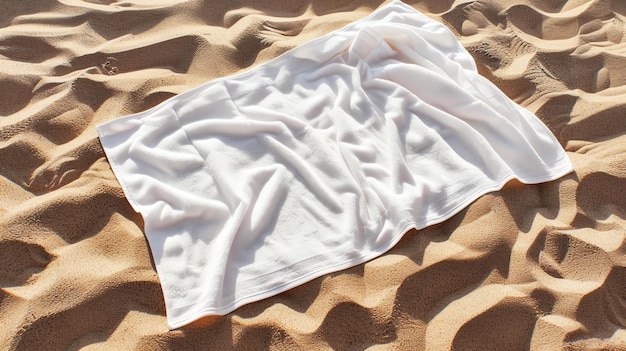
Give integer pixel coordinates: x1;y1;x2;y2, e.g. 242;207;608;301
0;240;52;287
529;227;620;282
461;1;499;36
100;57;119;75
575;18;626;91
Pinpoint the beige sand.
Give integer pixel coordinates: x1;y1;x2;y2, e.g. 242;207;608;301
1;0;625;350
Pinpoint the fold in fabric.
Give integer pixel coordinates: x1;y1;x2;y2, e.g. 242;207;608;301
97;0;573;329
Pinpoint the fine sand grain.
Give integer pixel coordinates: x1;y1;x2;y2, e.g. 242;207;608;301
1;0;625;350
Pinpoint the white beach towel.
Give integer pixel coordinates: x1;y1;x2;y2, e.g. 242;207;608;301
97;0;573;329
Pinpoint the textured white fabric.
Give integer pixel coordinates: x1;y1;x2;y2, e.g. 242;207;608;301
97;0;573;328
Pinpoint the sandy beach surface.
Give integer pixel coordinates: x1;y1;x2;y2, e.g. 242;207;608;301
1;0;625;350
